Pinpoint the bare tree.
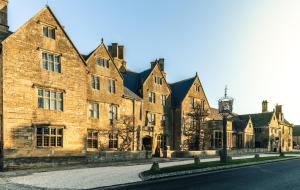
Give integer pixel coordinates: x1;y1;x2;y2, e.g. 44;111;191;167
117;115;135;151
183;102;210;150
99;115;137;151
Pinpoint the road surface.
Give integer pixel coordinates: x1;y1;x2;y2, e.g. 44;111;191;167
105;158;300;190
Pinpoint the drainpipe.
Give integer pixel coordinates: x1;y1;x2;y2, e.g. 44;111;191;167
132;99;136;151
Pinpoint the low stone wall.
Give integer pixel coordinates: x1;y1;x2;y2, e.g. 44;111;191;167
3;156;87;171
86;151;152;163
171;148;269;158
2;151;152;171
227;148;269;156
171;150;217;158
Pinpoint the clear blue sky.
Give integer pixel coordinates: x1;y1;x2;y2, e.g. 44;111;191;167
8;0;300;124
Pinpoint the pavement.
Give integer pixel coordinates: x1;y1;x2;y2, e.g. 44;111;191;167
0;153;285;190
109;157;300;190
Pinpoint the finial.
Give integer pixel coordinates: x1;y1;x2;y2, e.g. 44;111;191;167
224;85;228;97
196;72;198;76
101;38;104;43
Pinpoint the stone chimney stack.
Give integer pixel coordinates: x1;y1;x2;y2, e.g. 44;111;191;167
150;58;166;78
108;43;126;70
262;100;268;113
0;0;8;34
275;104;284;122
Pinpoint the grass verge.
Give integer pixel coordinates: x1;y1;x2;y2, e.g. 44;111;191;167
142;156;288;176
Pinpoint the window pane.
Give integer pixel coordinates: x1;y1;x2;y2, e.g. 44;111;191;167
37;135;42;146
55;63;61;73
58;128;63;135
87;131;92;138
58;100;63;111
45;99;50;110
38;89;43;96
50;28;56;39
42;53;48;69
50;99;56;110
44;128;49;135
92;140;98;148
37;128;43;135
57;92;63;99
51;128;56;135
43;27;48;37
57;137;62;146
44;136;49;146
50;136;56;146
87;139;92;148
38;97;44;108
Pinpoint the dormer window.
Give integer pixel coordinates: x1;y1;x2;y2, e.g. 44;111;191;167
42;52;61;73
96;58;109;68
154;76;163;85
43;26;56;39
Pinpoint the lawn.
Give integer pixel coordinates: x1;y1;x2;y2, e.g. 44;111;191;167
142;156;288;176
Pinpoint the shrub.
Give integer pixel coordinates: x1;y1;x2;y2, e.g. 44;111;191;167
280;152;285;157
227;156;232;162
150;162;160;172
194;156;200;165
255;154;260;159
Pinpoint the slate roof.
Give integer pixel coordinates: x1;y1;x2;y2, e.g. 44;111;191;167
239;112;274;128
293;125;300;136
208;107;223;120
122;67;152;96
169;77;195;107
233;115;250;131
0;31;11;42
123;87;142;101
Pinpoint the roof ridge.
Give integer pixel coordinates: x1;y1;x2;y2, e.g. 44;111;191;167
169;76;195;85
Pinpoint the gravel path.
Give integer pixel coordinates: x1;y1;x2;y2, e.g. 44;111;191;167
6;154;282;189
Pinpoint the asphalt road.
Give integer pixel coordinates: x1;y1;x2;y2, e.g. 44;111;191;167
104;158;300;190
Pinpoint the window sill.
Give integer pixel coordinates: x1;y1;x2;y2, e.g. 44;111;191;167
37;108;64;112
87;148;99;152
36;146;64;149
89;117;99;120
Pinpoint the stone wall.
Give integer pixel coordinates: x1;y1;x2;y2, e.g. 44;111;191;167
3;151;151;170
141;64;171;153
1;7;88;159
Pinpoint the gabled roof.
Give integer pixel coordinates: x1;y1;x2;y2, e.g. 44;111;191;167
85;41;124;80
122;62;170;97
233;115;251;131
122;69;142;95
239;112;274;128
123;87;142;101
3;6;87;67
169;76;195;107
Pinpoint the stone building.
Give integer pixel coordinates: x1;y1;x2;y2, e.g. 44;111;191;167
122;59;171;154
169;74;210;150
293;125;300;148
274;104;293;151
0;2;294;170
241;101;293;152
0;5;89;169
207;109;255;150
0;4;146;170
83;41;143;151
232;115;255;148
